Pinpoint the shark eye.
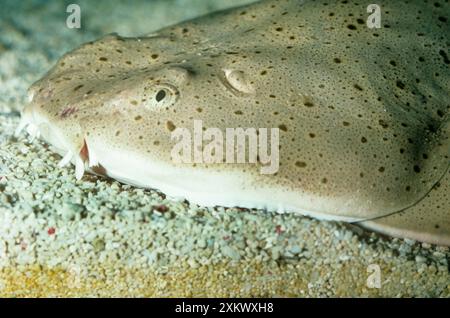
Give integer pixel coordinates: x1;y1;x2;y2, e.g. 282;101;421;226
155;89;167;102
144;84;179;109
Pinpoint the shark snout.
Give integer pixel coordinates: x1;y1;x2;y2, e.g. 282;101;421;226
16;99;89;180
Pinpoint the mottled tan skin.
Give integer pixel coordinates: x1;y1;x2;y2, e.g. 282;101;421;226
360;168;450;245
21;0;449;244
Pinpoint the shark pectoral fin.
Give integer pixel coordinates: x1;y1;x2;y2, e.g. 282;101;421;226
358;170;450;246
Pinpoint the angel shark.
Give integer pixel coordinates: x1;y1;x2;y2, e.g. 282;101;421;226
16;0;449;245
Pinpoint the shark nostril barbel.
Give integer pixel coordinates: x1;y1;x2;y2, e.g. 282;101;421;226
58;151;74;168
55;140;92;180
25;123;40;141
75;156;85;181
15;117;30;137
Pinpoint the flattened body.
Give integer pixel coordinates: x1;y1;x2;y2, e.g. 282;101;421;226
19;0;450;242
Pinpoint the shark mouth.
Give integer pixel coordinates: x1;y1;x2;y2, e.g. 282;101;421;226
56;139;103;180
15;110;104;181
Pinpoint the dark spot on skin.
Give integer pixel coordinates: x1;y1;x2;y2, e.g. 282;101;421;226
166;121;176;132
260;70;267;75
99;57;108;61
151;54;159;59
234;110;243;115
321;178;328;184
413;165;421;173
153;140;160;146
396;80;405;89
438;50;450;64
333;58;342;63
278;124;287;132
130;100;138;106
353;84;363;91
347;24;357;30
295;161;307;168
304;101;314;107
196;107;203;113
361;137;367;143
378;167;385;173
389;60;396;66
378;119;389;128
343;121;350;126
309;133;316;138
134;116;142;121
73;84;84;91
